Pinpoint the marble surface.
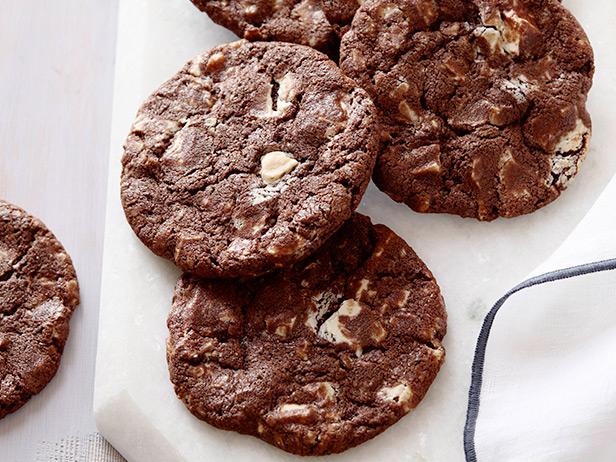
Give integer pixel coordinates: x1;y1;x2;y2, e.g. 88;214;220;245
95;1;616;461
0;1;118;461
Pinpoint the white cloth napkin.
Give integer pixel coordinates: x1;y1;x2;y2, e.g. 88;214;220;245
465;176;616;462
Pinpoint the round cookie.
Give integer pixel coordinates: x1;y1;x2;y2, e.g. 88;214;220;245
121;40;379;278
0;200;79;419
167;213;446;455
340;0;594;220
190;0;361;56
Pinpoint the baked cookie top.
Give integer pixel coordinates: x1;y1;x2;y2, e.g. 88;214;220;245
121;40;379;278
167;213;446;455
340;0;594;220
0;200;79;419
190;0;361;56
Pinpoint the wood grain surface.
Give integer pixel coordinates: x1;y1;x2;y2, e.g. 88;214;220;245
0;1;118;460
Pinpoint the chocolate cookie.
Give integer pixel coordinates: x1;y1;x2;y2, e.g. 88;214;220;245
0;201;79;419
190;0;360;56
121;40;379;278
340;0;594;220
167;213;446;455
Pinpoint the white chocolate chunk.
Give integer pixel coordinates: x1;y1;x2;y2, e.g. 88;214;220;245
203;117;217;127
398;290;411;307
260;73;299;117
131;113;150;132
475;27;501;51
320;382;336;400
379;5;402;19
273;316;297;338
318;300;362;355
260;151;299;184
550;155;579;188
32;300;64;321
305;292;341;331
188;58;203;77
305;310;321;332
377;383;413;405
500;150;514;165
232;218;244;230
273;403;312;419
265;237;304;256
305;381;337;402
475;9;528;57
390;80;410;98
340;96;351;117
503;10;525;28
500;19;521;55
250;215;267;234
259;72;299;117
371;323;387;342
399;101;420;124
338;299;362;317
206;52;225;71
499;75;533;103
132;114;181;134
226;238;251;256
275;325;289;337
412;160;441;175
244;4;258;14
278;72;298;103
554;119;589;154
318;317;356;348
355;279;370;299
0;246;13;265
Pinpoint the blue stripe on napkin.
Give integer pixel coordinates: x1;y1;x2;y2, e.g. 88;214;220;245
464;258;616;462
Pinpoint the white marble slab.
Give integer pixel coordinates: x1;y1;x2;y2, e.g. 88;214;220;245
94;1;616;461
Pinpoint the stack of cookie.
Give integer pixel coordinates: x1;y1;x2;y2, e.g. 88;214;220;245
120;0;593;455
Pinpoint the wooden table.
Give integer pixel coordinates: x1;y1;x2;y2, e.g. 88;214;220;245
0;1;118;460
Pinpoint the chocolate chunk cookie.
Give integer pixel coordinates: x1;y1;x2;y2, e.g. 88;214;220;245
190;0;361;56
121;40;379;278
0;201;79;419
167;213;446;455
340;0;594;220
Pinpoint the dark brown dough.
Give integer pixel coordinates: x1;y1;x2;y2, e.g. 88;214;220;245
121;40;379;278
167;213;446;455
0;200;80;419
190;0;361;56
340;0;594;220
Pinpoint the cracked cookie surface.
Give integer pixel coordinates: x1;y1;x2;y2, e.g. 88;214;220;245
167;213;446;455
340;0;594;220
121;40;379;278
0;200;79;419
190;0;361;56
